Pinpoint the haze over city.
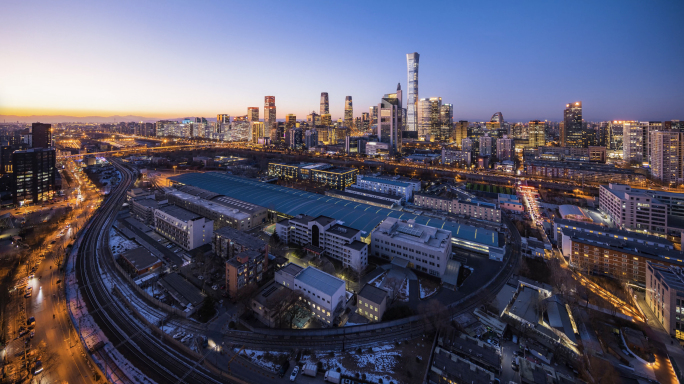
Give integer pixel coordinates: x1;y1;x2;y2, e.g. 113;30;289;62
2;0;683;121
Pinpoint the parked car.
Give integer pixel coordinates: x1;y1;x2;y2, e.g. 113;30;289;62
211;285;218;291
289;366;299;381
173;332;185;339
32;361;43;375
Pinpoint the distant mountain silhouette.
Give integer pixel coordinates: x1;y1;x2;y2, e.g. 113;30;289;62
0;115;211;123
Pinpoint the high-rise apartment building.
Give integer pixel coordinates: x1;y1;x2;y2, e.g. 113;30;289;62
490;112;503;126
247;107;259;122
31;123;51;148
528;120;546;148
305;129;319;148
650;131;681;185
344;96;353;128
288;128;303;149
320;92;329;116
377;84;403;154
406;52;419;132
417;97;442;140
440;104;453;140
623;121;646;164
361;112;370;132
479;134;493;156
251;122;265;143
307;111;320;127
563;102;584;148
496;135;514;161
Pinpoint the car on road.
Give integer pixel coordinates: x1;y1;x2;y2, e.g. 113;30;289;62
32;361;43;375
19;328;29;337
211;285;218;291
173;332;185;339
27;317;36;326
24;291;32;298
289;366;299;381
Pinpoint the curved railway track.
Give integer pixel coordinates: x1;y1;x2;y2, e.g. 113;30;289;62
74;160;231;384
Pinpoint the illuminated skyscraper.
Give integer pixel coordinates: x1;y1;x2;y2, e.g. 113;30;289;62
377;83;403;154
307;111;320;126
344;96;353;128
406;52;419;132
440;104;453;140
320;92;329;116
248;107;259;122
490;112;503;125
321;114;332;127
528;120;547;148
285;114;297;130
563;102;584;148
251;122;264;143
454;121;469;146
264;96;276;139
369;106;378;128
650;131;681;185
31;123;52;148
417;97;442;140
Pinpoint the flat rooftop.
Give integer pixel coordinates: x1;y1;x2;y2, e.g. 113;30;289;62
295;266;344;297
165;189;252;221
158;272;205;307
358;283;388;304
358;175;413;187
278;262;304;277
346;186;403;201
375;217;451;251
326;189;395;207
214;226;266;250
120;247;159;271
327;224;360;240
168;172;502;248
554;218;673;248
563;229;684;264
157;204;202;222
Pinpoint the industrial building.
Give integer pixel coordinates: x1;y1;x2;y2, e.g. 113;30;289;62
268;162;358;189
168;172;505;260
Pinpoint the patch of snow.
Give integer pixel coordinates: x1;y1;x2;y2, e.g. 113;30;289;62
420;282;438;299
109;228;140;256
235;348;288;372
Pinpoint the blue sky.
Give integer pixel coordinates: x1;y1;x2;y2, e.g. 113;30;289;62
1;0;683;122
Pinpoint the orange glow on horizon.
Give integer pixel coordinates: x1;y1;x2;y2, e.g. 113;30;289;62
0;107;196;119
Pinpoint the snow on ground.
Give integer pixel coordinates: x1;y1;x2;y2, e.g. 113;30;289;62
369;271;388;288
344;322;363;327
236;348;288;372
101;343;158;384
109;228;140;256
420;282;438;299
299;342;402;383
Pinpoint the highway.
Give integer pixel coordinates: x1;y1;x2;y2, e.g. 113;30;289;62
73;159;233;384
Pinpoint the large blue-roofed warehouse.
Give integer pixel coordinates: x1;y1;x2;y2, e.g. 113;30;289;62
167;172;506;261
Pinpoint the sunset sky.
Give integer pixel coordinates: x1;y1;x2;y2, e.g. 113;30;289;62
1;0;683;122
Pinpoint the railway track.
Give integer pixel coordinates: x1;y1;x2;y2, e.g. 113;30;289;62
74;159;231;384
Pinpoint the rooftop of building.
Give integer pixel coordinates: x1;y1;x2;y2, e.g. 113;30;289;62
132;198;160;208
357;284;388;305
509;287;540;324
120;247;159;271
214;226;266;250
326;224;360;240
278;262;304;277
457;199;499;209
252;281;290;308
345;186;403;201
158;272;205;307
325;190;394;207
498;193;520;201
164;188;254;221
157;204;203;222
430;347;496;384
228;249;263;267
176;184;220;200
344;240;368;252
167;172;502;247
648;262;684;293
440;332;501;369
526;160;634;174
374;217;451;251
601;183;666;202
563;229;684;264
357;175;415;188
295;266;345;297
554;218;673;248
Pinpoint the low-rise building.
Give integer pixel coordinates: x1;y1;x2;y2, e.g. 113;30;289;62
498;194;524;212
165;186;267;230
268;162;358;189
324;189;395;208
213;226;267;260
414;193;501;222
524;160;636;183
646;262;684;341
154;205;213;251
428;347;498;384
441;147;472;166
292;266;346;324
553;218;674;252
356;284;388;322
355;175;421;201
274;262;304;290
275;214;368;271
599;183;669;235
157;272;205;312
226;249;267;299
344;186;405;205
560;227;684;284
371;217;451;277
120;247;162;276
129;197;164;225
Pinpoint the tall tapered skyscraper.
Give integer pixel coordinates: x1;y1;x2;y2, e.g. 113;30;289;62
264;96;276;139
406;52;419;132
320;92;329;116
344;96;353;128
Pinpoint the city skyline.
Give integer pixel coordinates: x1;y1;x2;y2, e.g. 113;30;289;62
1;1;683;122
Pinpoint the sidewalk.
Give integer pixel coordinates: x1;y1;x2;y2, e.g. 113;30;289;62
635;292;683;384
